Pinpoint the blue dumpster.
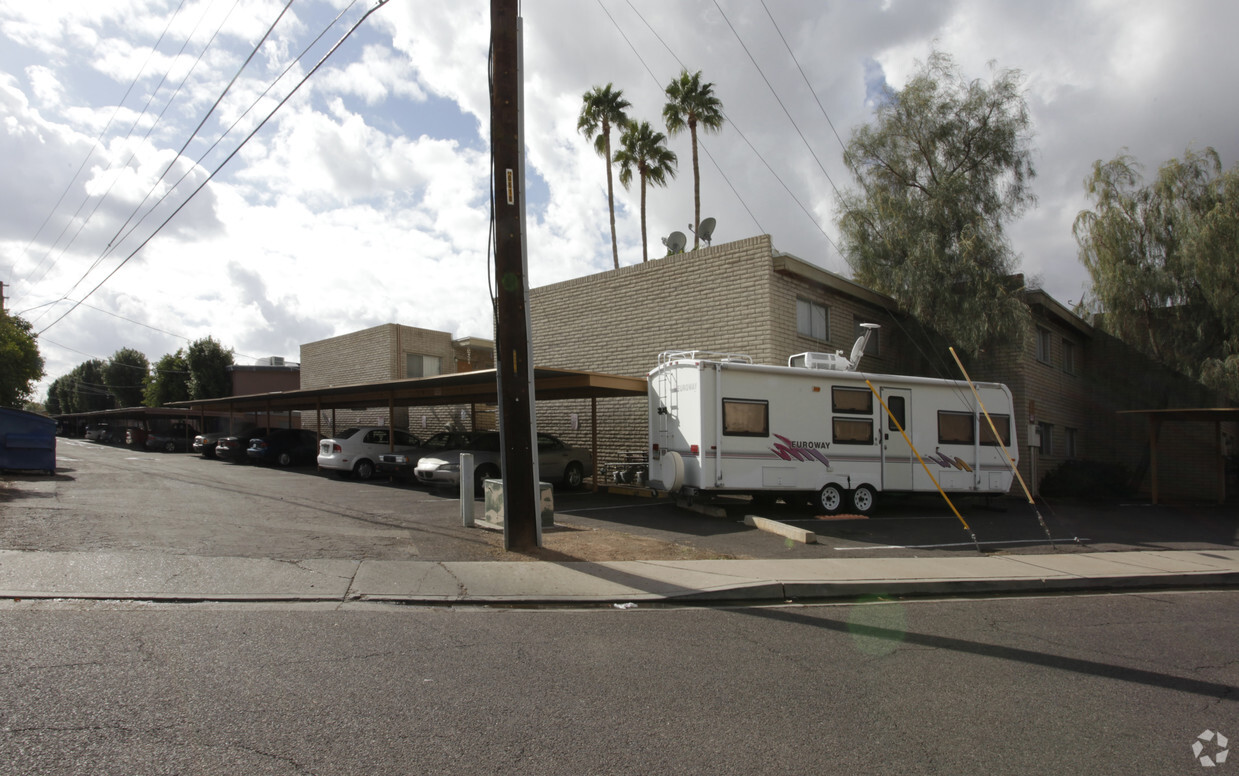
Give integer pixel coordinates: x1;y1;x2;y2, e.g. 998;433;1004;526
0;407;56;475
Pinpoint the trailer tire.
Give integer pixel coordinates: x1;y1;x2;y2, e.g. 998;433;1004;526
661;451;685;493
850;484;877;515
817;483;844;515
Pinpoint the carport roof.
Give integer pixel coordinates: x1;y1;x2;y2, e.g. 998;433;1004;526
165;367;648;413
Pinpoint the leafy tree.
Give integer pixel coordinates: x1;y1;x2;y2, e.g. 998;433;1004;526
835;51;1036;357
0;311;45;409
144;350;191;407
62;360;113;413
663;70;724;250
45;377;63;415
103;347;150;408
615;120;678;263
186;337;234;399
578;83;631;270
1074;146;1239;397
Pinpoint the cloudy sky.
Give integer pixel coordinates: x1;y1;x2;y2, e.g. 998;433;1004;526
3;0;1237;400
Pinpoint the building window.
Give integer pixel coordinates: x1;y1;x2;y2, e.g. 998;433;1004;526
1036;327;1052;364
1038;422;1053;456
406;354;441;378
1065;427;1078;459
797;298;830;341
853;321;880;356
723;399;769;437
1062;339;1077;375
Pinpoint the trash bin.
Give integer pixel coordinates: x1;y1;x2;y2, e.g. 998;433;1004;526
0;407;56;475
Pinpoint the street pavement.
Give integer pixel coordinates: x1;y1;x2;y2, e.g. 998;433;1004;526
1;439;1237;605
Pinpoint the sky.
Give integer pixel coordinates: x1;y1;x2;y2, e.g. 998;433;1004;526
3;0;1237;401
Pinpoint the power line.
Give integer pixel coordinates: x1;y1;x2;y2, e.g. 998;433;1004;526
36;0;392;337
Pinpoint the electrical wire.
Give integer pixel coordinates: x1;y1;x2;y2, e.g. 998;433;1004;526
36;0;392;337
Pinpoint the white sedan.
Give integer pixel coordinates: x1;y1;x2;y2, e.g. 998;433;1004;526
317;426;424;481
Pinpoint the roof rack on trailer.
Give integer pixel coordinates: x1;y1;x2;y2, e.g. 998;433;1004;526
657;350;755;369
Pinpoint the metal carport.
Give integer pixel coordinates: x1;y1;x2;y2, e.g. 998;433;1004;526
1117;408;1239;504
166;366;648;489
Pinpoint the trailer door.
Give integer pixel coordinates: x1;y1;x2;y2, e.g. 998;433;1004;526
881;387;913;491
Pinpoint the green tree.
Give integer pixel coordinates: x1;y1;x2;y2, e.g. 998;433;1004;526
60;360;113;413
663;70;724;250
144;350;191;407
0;311;45;409
1074;146;1239;397
578;83;631;270
835;51;1036;357
103;347;150;408
186;337;234;399
45;377;63;415
615;120;678;263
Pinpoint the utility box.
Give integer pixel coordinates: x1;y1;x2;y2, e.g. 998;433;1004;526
0;407;56;475
483;479;554;527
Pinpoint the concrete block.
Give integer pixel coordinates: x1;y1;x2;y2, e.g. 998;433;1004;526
744;514;817;544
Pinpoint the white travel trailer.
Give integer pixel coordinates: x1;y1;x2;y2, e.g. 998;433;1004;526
647;328;1018;514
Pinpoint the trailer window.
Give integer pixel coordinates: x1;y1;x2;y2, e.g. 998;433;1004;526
980;414;1011;446
886;395;906;432
833;418;873;445
938;411;974;445
832;387;872;414
723;399;768;437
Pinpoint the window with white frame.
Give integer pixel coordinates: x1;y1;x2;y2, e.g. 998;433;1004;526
406;354;441;378
797;298;830;341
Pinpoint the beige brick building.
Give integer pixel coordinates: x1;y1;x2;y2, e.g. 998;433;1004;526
530;234;1232;498
299;324;494;435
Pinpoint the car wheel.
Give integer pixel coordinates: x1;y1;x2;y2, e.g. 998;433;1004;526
474;464;500;497
561;461;584;491
817;483;844;515
164;440;177;453
850;484;877;516
277;452;293;467
354;459;375;481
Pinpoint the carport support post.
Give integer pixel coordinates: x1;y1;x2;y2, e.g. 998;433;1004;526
490;0;540;551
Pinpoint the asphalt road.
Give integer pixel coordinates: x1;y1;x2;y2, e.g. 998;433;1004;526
2;438;1236;562
2;590;1237;775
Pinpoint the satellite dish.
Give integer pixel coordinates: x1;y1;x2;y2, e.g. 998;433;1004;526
697;217;716;245
662;231;687;254
848;323;881;368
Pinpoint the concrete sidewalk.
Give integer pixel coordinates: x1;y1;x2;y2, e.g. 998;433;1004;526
3;548;1239;604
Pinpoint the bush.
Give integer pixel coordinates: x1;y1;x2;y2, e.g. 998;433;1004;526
1039;459;1133;501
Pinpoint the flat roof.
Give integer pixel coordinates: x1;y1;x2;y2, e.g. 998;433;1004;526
165;367;647;413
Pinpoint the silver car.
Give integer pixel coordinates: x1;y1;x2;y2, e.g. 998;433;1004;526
415;431;592;495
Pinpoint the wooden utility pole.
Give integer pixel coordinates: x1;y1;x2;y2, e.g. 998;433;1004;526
490;0;540;551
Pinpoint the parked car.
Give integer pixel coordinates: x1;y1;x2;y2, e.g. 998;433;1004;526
145;423;200;453
124;426;149;448
317;426;424;481
376;431;482;482
195;427;264;458
246;428;320;467
414;431;592;495
215;428;274;463
84;423;113;443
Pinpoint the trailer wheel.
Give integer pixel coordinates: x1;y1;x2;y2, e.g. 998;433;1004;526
817;484;844;515
850;484;877;515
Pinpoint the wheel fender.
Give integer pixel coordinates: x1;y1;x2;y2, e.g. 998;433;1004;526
661;451;685;492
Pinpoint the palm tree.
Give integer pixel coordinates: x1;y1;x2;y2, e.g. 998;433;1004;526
577;84;631;270
614;120;678;263
662;70;724;250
